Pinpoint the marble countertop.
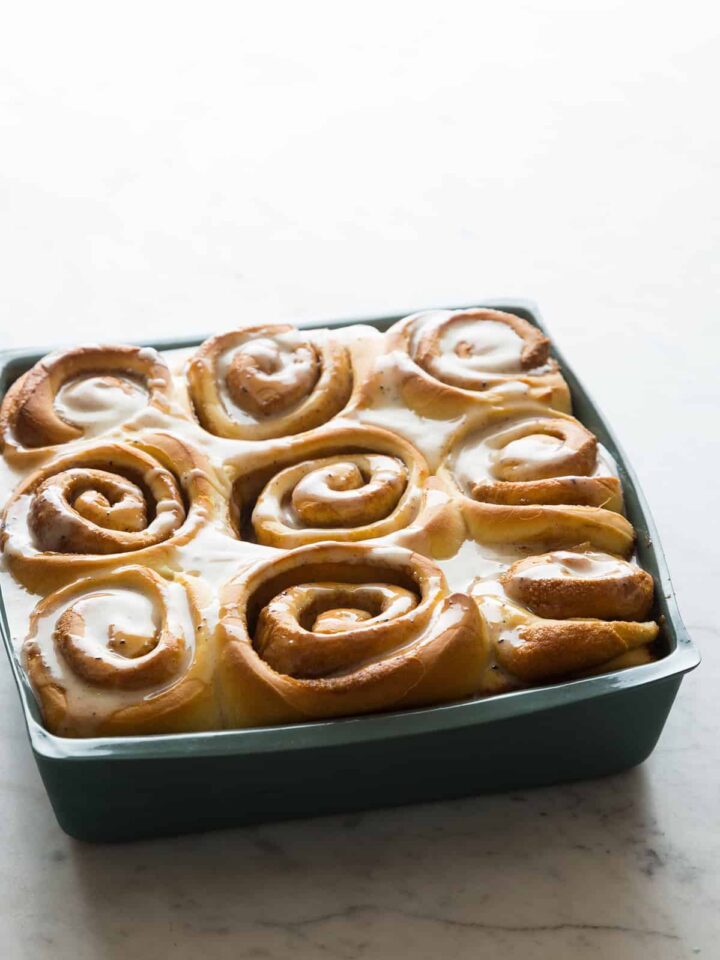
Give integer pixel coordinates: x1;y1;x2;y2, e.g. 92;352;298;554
1;4;718;958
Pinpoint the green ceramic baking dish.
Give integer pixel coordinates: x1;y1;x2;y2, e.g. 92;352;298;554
0;301;699;842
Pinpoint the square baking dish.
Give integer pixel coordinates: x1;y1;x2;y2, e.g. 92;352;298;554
0;301;699;842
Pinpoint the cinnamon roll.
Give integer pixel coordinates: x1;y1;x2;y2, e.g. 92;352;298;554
438;404;634;555
499;548;654;620
0;345;174;464
383;308;571;416
186;324;352;440
0;309;665;740
2;433;221;591
23;565;220;736
218;542;490;725
474;548;658;690
231;423;465;558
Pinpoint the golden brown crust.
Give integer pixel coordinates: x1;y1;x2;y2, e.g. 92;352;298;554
381;308;571;414
469;475;622;508
0;344;174;464
415;308;550;382
437;404;631;554
469;417;598;492
500;550;654;620
495;619;658;683
2;433;222;591
472;546;658;690
256;583;419;678
464;503;634;555
217;543;490;725
0;316;663;737
186;325;352;439
22;566;221;737
230;422;466;558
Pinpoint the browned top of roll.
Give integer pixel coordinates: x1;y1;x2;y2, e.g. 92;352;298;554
0;344;172;460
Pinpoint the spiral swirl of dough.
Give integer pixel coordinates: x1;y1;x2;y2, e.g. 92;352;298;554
0;344;173;464
499;549;654;621
0;313;665;740
22;565;220;736
473;549;658;690
231;423;464;557
380;308;571;415
251;450;413;547
218;542;490;725
186;324;352;440
438;405;632;555
2;433;219;591
415;308;551;387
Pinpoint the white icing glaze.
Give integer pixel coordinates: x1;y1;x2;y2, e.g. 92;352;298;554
436;318;525;375
216;328;318;425
3;477;184;557
3;495;42;557
408;310;552;383
351;352;461;469
172;522;277;599
0;322;644;728
27;577;196;717
54;375;148;437
470;578;529;649
451;416;617;494
440;539;532;593
0;555;41;655
510;550;630;581
494;432;565;471
255;453;407;534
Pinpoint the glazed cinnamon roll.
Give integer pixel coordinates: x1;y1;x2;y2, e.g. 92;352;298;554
382;308;571;416
0;308;665;740
23;565;220;736
2;433;221;591
186;324;352;440
499;548;654;621
231;423;465;558
474;548;658;690
218;542;490;725
438;404;634;555
0;344;174;464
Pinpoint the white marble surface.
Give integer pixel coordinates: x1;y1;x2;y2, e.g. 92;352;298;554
1;3;719;958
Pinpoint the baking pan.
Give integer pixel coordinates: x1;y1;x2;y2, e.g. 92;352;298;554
0;301;700;842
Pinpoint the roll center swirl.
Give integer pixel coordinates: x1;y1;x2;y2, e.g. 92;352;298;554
289;455;408;528
70;474;148;531
225;338;320;418
0;344;171;456
414;309;551;389
487;418;597;483
27;465;185;554
255;582;418;678
51;586;185;689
